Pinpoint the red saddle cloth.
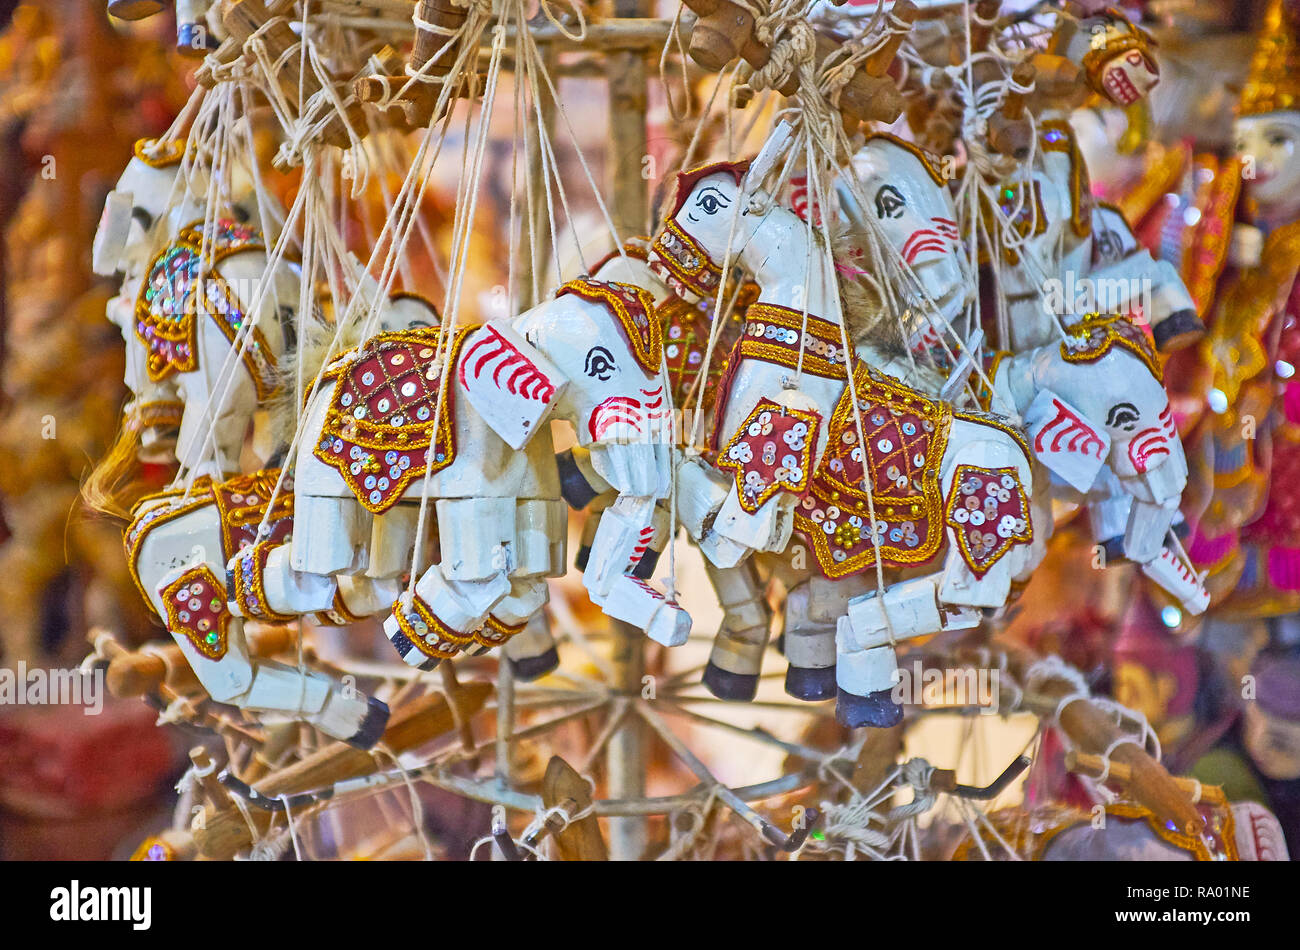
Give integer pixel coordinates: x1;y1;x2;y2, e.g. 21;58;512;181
313;327;473;513
794;365;953;579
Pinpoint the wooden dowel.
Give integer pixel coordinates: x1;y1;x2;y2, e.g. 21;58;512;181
102;624;296;698
192;683;490;858
999;648;1205;838
986;62;1036;159
1065;750;1208;803
243;721;299;783
189;746;230;808
220;0;366;151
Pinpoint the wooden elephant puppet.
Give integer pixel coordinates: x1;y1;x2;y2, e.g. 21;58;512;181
111;293;442;747
834;134;1207;616
655;137;1040;729
553;241;774;699
123;469;391;747
91;138;295;480
289;266;691;673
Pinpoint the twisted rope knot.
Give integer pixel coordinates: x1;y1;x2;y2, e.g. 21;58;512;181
749;17;816;93
448;0;492;16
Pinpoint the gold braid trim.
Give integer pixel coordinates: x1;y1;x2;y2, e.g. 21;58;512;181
737;302;850;381
1060;312;1163;383
392;592;474;661
124;479;217;615
473;614;528;650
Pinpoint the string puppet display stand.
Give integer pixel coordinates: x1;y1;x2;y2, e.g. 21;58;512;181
84;0;1240;862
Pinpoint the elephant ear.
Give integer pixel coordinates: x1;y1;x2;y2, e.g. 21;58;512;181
457;321;569;450
1022;389;1111;492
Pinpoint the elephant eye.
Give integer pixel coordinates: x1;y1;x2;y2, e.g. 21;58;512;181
131;206;154;231
874;184;905;219
693;187;729;218
1106;402;1140;431
585;346;616;380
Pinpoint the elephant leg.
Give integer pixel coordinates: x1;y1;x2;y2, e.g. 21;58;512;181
334;574;401;617
228;541;337;619
238;659;388;749
836;565;988;728
367;505;428;580
702;558;772;701
503;611;560;681
291;495;371;575
583;494;691;648
156;563;387;748
782;581;837;701
463;576;549;657
384;567;511;672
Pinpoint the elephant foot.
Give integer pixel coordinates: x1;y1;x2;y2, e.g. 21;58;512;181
1151;308;1204;351
784;665;836;701
382;613;445;672
341;696;391;750
509;647;560;682
835;687;904;729
1099;535;1126;563
702;662;759;701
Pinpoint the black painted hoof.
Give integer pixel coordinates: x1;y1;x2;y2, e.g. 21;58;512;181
631;546;662;580
575;545;591;572
702;662;759;701
785;665;836;701
835;687;904;729
557;449;600;509
386;622;442;672
1100;535;1126;563
1151;309;1204;352
509;647;560;682
774;633;786;656
344;696;390;750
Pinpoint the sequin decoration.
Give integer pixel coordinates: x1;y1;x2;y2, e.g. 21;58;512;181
161;565;230;661
943;465;1033;578
1060;312;1162;382
716;399;820;514
659;295;743;413
314;327;473;514
737;303;848;381
134;219;270;388
473;614;528;650
557;278;663;375
230;539;294;622
794;365;952;579
981;180;1048;265
130;836;176;861
213;468;295;560
650;218;725;300
392;591;474;661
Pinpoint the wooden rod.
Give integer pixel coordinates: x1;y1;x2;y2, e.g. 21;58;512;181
102;624;296;698
192;682;490;858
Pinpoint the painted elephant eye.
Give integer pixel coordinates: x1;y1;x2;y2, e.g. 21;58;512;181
585;345;616;380
874;184;905;219
691;186;729;220
1106;401;1140;431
